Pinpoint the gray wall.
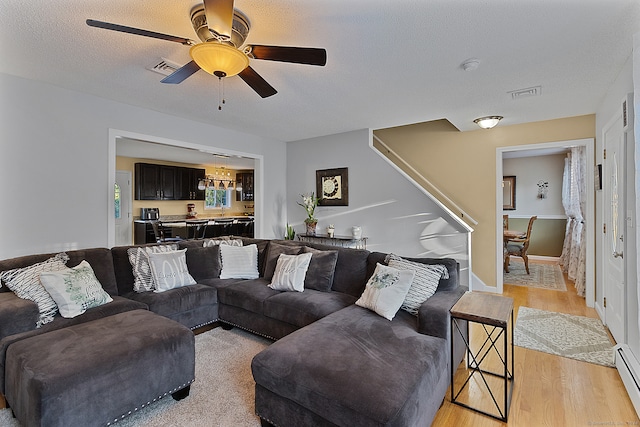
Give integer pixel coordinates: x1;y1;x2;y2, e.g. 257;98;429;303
286;129;470;285
0;73;287;259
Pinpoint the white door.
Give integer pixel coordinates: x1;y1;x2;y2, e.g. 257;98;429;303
115;171;132;246
603;115;625;344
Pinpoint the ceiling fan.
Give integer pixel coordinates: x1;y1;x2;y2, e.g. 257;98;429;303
86;0;327;99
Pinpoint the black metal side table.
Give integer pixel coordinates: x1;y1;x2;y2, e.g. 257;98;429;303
450;292;514;422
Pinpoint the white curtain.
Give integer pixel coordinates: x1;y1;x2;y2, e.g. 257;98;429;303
560;147;587;296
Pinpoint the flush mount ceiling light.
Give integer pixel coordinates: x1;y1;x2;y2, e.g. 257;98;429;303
189;42;249;78
473;116;503;129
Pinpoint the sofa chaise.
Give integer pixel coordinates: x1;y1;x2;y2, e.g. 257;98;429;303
0;236;468;426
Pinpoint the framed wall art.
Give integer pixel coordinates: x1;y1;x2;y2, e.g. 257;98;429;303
316;167;348;206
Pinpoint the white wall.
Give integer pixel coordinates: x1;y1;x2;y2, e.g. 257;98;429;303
286;129;470;286
0;73;287;259
595;50;637;353
503;154;566;218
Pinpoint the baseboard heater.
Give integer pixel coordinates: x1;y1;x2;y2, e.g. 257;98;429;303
615;344;640;417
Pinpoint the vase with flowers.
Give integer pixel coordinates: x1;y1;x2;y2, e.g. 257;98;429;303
298;192;319;235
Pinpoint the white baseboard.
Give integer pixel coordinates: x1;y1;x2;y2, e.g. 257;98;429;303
471;273;499;293
615;344;640;418
528;255;561;262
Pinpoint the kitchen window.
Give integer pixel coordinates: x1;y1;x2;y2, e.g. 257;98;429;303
205;188;232;210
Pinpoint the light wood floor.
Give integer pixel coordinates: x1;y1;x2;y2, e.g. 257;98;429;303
432;260;638;427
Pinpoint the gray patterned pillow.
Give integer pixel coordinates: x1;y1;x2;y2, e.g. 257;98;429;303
127;244;179;292
202;238;243;248
385;254;448;315
0;252;69;327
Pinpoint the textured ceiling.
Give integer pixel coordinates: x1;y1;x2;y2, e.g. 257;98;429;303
1;0;639;143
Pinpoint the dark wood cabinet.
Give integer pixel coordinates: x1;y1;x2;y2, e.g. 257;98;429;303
175;167;206;200
135;163;205;201
236;171;254;201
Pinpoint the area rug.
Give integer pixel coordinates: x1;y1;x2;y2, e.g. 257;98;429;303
504;259;567;291
0;327;270;426
514;306;614;367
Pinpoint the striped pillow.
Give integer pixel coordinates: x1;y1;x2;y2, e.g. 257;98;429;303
127;244;179;292
385;254;449;315
0;252;69;327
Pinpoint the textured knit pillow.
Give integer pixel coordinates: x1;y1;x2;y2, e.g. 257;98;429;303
40;260;113;318
127;244;179;292
301;246;338;292
263;243;302;280
147;249;197;293
355;263;414;320
386;254;449;315
220;244;259;279
0;252;69;327
203;238;243;248
268;252;313;292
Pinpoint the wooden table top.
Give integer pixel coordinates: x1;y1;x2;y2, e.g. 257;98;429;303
450;292;514;327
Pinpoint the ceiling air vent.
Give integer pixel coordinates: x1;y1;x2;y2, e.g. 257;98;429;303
508;86;542;100
148;58;183;76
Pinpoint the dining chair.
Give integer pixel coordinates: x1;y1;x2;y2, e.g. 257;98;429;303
503;214;509;230
186;220;209;240
150;221;183;243
504;216;537;274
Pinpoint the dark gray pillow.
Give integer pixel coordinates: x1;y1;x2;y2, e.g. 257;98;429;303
264;243;302;280
302;246;339;292
185;245;221;282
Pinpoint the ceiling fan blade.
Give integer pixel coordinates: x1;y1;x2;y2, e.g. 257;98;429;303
203;0;234;40
238;67;277;98
161;61;201;84
247;45;327;66
86;19;195;45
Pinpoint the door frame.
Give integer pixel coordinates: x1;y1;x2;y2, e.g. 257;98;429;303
107;129;263;248
601;113;627;339
495;138;595;307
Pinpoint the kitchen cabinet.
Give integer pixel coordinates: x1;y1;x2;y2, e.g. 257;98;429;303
176;167;206;200
135;163;205;201
236;171;254;201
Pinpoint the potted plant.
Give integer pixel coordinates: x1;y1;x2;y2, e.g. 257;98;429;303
285;223;296;240
298;192;319;235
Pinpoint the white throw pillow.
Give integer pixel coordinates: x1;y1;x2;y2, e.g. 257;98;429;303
268;252;313;292
147;249;197;293
386;254;449;315
40;260;113;318
355;263;415;320
127;244;179;292
0;252;69;327
220;244;259;279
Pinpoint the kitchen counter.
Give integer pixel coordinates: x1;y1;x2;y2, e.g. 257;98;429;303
133;217;254;244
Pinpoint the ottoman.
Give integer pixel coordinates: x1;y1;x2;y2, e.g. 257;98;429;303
5;309;195;427
251;305;450;427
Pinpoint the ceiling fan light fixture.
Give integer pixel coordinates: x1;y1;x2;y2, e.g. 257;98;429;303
473;116;503;129
189;42;249;78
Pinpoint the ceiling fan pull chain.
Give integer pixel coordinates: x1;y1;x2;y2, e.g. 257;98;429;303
218;77;224;111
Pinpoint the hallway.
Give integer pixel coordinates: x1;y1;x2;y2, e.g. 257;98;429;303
432;260;637;426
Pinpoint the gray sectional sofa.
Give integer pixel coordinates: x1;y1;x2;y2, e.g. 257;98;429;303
0;236;467;426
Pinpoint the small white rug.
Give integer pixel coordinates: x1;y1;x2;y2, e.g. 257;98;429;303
0;327;270;426
514;307;615;367
504;259;567;291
